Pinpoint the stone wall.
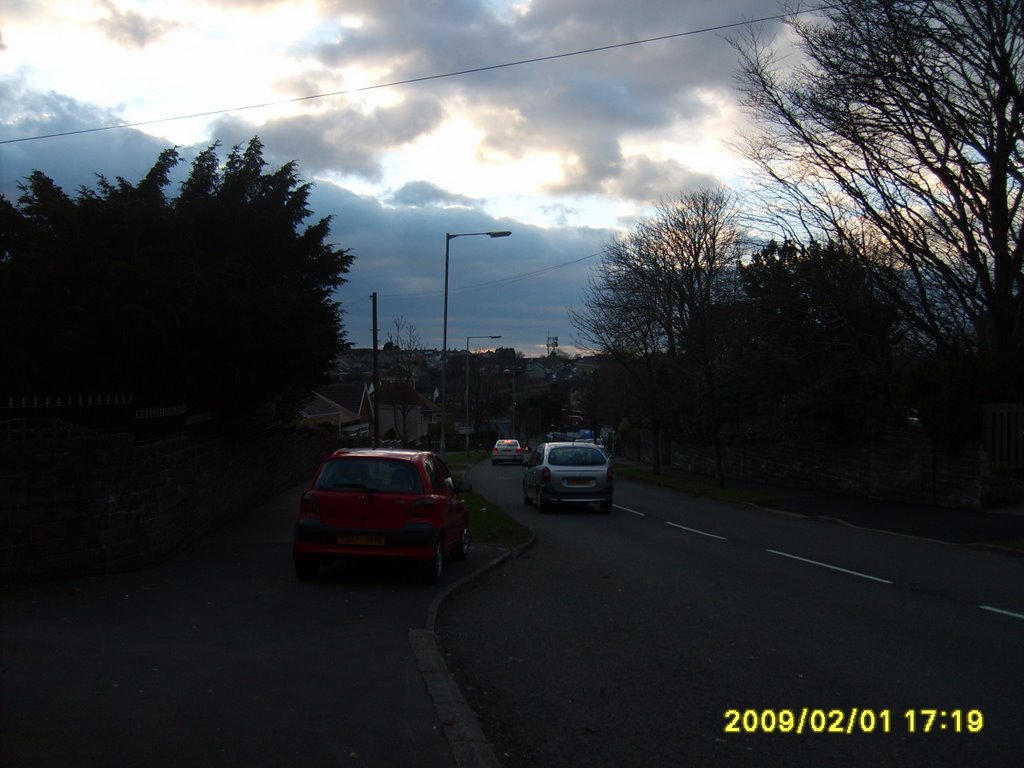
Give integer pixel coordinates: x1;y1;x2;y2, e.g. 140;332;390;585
0;427;333;581
665;430;983;508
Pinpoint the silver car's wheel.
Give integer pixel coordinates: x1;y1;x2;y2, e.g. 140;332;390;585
536;486;549;514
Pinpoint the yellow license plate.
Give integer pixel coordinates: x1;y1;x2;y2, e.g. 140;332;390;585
337;534;385;546
567;478;591;486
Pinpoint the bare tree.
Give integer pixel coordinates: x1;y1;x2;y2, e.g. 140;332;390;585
383;315;423;446
571;229;672;471
732;0;1023;376
650;189;745;483
571;188;745;482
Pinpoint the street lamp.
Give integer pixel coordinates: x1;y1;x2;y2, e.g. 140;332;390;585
504;362;517;444
440;230;511;457
466;335;502;453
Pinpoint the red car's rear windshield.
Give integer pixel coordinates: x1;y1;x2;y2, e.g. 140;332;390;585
315;458;423;493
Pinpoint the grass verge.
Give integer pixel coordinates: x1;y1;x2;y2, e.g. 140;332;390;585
463;490;532;550
445;451;533;550
614;465;787;506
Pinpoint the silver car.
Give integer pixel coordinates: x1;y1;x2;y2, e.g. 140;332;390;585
491;439;524;465
521;441;613;513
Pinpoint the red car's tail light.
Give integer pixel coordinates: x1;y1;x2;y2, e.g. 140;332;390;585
492;446;499;454
607;466;614;483
299;493;320;520
408;498;435;518
541;466;551;484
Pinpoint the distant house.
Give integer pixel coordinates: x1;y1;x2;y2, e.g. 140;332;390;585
331;349;375;382
299;384;367;438
361;381;440;447
523;361;549;381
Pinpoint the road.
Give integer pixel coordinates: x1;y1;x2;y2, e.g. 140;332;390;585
1;480;491;768
437;461;1024;768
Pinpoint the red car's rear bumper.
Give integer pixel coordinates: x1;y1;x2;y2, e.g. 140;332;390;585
293;519;438;562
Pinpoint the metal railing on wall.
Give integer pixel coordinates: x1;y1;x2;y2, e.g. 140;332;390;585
1;394;186;442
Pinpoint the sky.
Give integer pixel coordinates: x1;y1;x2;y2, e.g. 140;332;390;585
0;0;801;358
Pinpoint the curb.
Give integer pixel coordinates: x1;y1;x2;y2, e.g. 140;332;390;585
409;534;537;768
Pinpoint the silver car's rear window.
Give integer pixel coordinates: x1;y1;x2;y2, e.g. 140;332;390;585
547;447;607;467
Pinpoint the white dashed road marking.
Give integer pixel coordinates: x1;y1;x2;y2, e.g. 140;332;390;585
616;505;646;516
980;605;1024;621
619;499;1017;620
766;548;893;584
665;521;728;540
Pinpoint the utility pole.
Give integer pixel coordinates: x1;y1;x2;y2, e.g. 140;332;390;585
371;292;379;448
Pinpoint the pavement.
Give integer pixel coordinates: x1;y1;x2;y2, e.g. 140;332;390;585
418;466;1024;768
412;542;523;768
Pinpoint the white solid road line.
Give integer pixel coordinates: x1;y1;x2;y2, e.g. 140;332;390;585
665;521;728;540
766;548;894;584
980;605;1024;621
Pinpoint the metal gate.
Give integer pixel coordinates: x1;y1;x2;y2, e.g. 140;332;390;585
984;403;1024;472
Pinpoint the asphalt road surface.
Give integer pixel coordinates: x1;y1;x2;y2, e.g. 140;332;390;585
437;461;1024;768
1;480;492;768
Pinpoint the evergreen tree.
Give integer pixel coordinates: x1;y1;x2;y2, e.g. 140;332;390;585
0;138;354;418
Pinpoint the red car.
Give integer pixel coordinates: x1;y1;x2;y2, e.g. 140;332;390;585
292;448;471;583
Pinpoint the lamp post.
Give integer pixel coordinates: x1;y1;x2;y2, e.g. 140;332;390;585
509;361;517;444
440;230;511;458
466;335;502;453
502;363;518;441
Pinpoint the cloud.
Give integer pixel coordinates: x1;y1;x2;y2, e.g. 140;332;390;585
207;91;446;181
0;78;170;199
388;181;478;208
611;154;720;202
308;179;613;351
0;0;790;355
287;0;779;200
95;0;178;49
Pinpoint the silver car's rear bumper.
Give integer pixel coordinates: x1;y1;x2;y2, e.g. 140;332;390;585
538;489;612;506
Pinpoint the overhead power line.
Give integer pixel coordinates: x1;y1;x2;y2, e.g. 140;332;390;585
0;7;832;146
368;249;608;301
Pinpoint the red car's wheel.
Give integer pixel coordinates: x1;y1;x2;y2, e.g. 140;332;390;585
452;525;470;560
423;537;444;584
